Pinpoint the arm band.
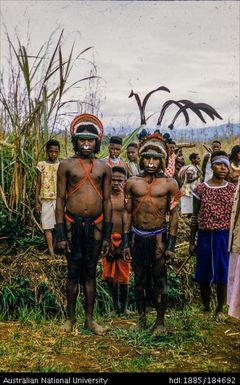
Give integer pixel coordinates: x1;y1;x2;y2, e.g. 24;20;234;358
102;222;113;241
166;235;177;252
55;223;66;242
122;233;129;248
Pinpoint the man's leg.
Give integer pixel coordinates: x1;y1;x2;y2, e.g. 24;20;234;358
199;283;211;312
107;280;120;315
60;261;79;332
44;229;55;256
132;264;147;329
83;239;108;335
151;256;168;336
119;283;129;315
215;283;227;321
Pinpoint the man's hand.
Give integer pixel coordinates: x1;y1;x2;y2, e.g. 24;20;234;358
122;247;131;262
189;243;196;256
101;240;110;258
56;240;70;254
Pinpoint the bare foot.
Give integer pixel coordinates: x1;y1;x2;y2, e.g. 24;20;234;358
151;324;167;337
215;312;226;322
84;321;109;336
60;319;75;332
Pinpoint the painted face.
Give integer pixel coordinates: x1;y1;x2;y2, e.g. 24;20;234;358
127;146;138;162
77;137;96;155
142;150;161;174
112;172;125;192
109;143;121;159
47;145;59;162
212;161;229;179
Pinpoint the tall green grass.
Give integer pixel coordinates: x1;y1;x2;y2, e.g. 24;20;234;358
0;30;98;224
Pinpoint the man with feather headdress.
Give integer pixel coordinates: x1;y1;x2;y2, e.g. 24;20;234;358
122;129;179;335
55;114;112;335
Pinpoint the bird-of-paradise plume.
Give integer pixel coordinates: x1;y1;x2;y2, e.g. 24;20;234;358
157;99;223;129
130;85;223;130
129;86;170;125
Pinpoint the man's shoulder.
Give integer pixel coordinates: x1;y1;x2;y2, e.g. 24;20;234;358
163;176;179;193
127;175;142;182
58;157;76;169
96;158;111;168
125;175;140;188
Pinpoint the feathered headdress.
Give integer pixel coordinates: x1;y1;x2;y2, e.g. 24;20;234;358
70;113;104;141
129;86;223;130
138;129;168;160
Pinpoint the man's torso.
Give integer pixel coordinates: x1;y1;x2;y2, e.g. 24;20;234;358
129;176;171;229
63;157;106;217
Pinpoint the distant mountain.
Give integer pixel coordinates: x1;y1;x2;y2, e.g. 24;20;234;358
105;123;240;143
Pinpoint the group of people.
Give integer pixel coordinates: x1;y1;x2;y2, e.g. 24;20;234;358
35;113;240;336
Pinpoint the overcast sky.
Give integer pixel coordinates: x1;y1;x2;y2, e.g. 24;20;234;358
0;0;239;131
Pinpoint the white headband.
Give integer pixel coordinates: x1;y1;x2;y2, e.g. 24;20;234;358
211;157;230;169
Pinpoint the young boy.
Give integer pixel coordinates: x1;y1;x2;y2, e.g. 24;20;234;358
101;166;131;315
126;142;140;176
35;139;60;256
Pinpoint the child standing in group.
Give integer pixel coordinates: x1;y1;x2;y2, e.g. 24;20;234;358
101;166;131;316
189;151;236;321
35;139;60;256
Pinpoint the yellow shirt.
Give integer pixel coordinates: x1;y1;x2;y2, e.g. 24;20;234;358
36;161;59;200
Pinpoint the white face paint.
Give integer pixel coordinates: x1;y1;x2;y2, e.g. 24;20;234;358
148;163;154;168
83;145;91;150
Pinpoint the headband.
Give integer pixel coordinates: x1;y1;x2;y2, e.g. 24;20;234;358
211;157;230;169
70;113;104;141
140;152;164;159
74;132;98;140
138;138;167;159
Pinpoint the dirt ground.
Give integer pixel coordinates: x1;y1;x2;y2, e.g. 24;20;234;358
0;310;239;373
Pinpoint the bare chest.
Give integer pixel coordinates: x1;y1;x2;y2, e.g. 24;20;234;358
67;159;103;185
132;179;169;199
112;195;124;212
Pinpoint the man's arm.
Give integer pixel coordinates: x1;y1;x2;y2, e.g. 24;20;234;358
123;179;133;235
201;153;209;181
122;179;133;261
55;161;67;224
100;164;112;257
166;179;179;257
102;163;112;224
55;161;69;252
